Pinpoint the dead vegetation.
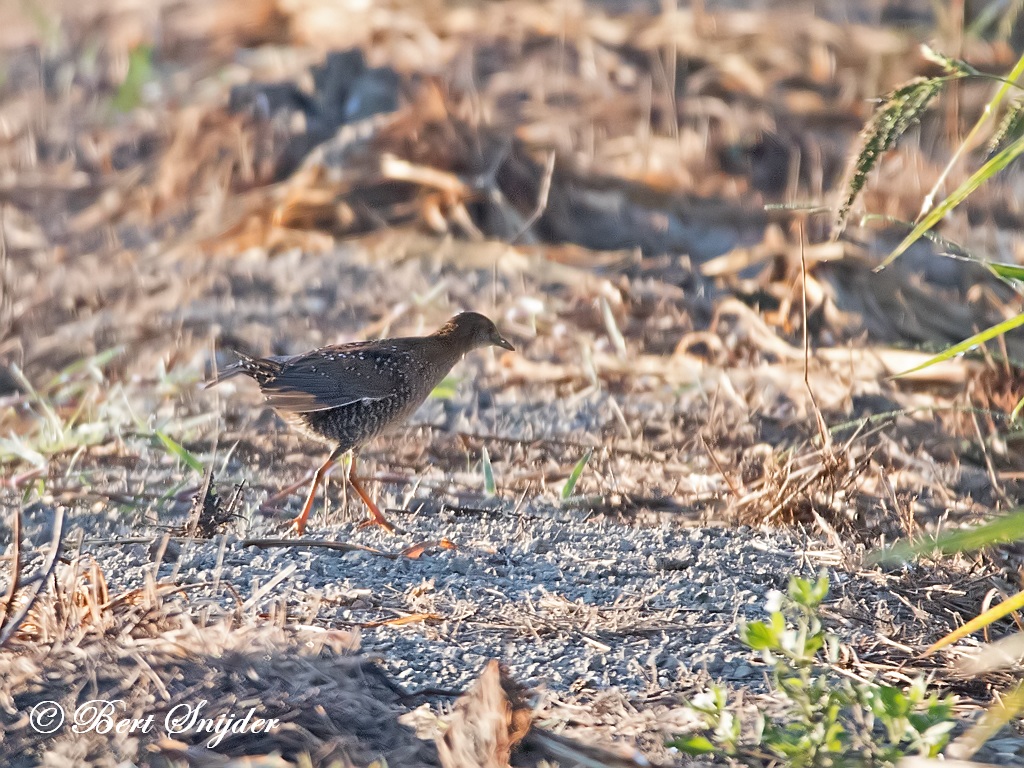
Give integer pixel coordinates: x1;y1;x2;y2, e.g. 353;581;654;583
0;533;434;766
0;508;663;767
5;0;1024;765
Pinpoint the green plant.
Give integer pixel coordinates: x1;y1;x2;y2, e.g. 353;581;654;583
152;428;204;475
839;47;1024;738
872;507;1024;660
560;448;592;501
1;351;207;484
670;575;957;766
835;47;1024;382
0;354;124;468
112;44;154;112
481;446;496;496
429;375;460;400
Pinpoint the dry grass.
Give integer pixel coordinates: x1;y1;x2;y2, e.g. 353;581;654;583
5;0;1024;765
0;540;438;766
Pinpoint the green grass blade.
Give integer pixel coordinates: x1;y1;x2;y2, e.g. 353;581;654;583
600;297;627;357
1012;396;1024;422
881;133;1024;270
11;363;64;437
154;429;204;475
891;312;1024;378
113;44;154;112
987;260;1024;296
988;262;1024;281
926;592;1024;656
430;376;459;400
861;214;981;262
879;50;1024;270
869;507;1024;564
561;449;593;500
44;345;124;392
481;447;495;496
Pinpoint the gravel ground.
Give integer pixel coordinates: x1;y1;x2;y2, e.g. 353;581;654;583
11;478;1024;765
9;1;1024;762
13;497;854;700
5;233;1018;761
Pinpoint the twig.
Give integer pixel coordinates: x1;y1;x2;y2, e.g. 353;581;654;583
240;537;398;559
0;207;10;343
379;153;469;194
524;728;657;768
0;506;66;647
242;563;298;611
970;409;1006;504
511;151;556;244
0;506;22;630
799;219;830;450
186;461;215;538
701;434;740;500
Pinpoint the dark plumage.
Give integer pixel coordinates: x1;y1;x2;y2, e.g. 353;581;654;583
208;312;514;534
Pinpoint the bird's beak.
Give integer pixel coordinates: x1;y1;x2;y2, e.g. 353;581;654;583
493;332;515;352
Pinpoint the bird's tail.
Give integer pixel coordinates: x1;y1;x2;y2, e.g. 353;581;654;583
205;352;282;389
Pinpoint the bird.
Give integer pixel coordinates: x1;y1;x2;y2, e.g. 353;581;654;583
207;312;514;535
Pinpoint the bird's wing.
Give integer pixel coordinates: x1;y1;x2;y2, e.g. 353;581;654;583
260;344;410;414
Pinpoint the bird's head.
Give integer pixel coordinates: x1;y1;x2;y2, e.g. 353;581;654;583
436;311;515;352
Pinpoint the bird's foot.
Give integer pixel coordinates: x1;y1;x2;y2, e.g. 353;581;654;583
288;514;309;536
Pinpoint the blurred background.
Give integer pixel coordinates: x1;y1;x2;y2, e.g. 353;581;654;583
6;0;1024;540
8;1;1024;765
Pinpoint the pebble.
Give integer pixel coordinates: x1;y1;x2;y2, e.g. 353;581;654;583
58;509;849;700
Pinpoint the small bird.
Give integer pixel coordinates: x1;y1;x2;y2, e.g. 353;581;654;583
208;312;514;534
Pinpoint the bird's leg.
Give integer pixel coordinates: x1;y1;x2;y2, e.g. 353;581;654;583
349;454;397;533
290;447;345;535
262;473;315;511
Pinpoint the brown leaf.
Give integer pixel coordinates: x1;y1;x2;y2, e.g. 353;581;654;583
437;660;532;768
401;538;458;559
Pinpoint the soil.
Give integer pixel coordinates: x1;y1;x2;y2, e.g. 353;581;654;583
4;0;1024;765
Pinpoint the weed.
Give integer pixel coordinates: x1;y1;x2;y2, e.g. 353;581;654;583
833;76;947;237
112;44;154;112
671;575;957;766
481;446;496;496
1;359;123;469
836;46;1024;414
429;375;460;400
1;351;209;488
561;448;592;501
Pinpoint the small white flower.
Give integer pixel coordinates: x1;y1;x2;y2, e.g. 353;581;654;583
690;691;717;711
